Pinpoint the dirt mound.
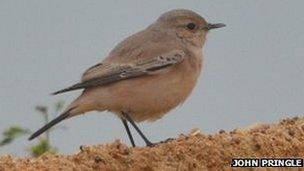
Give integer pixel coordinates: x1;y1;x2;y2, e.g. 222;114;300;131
1;116;304;170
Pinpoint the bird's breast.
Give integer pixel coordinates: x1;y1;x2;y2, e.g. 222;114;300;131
105;54;203;122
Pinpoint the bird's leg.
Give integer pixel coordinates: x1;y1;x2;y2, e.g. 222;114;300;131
121;117;136;147
122;112;154;147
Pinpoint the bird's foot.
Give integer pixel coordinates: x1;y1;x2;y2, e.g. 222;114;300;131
157;137;175;144
145;137;175;147
145;141;156;147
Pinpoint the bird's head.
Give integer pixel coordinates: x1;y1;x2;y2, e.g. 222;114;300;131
155;9;225;48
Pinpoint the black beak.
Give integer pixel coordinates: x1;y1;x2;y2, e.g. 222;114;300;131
204;23;226;30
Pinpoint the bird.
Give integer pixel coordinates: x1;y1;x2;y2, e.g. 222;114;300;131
28;9;225;147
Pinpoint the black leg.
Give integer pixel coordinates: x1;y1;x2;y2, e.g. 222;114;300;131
121;117;136;147
122;112;154;147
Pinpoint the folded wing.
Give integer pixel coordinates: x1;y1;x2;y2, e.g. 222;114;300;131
52;50;185;95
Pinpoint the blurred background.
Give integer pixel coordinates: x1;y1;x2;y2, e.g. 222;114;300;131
0;0;303;156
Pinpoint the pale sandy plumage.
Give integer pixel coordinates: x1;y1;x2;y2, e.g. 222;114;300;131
67;10;207;122
29;9;225;142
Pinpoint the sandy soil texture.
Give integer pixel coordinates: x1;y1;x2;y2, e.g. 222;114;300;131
0;116;303;170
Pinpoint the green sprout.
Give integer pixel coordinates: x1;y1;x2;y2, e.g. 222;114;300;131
0;100;66;157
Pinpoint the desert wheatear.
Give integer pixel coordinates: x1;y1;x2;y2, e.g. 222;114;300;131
29;9;225;147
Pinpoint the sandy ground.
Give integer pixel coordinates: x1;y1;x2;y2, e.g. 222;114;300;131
0;116;304;171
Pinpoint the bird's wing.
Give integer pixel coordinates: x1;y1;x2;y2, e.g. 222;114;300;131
52;50;185;95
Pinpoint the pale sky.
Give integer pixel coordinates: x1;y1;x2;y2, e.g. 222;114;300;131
0;0;303;156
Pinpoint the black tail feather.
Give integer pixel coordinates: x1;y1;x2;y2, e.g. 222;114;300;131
28;107;74;140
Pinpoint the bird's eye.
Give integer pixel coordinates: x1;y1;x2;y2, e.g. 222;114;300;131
186;23;196;30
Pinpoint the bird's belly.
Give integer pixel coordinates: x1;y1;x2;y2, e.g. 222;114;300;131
105;63;201;122
123;80;190;121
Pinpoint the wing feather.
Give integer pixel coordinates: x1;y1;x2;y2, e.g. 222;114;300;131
52;50;185;95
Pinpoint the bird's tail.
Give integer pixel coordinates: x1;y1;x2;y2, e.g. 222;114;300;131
28;107;76;140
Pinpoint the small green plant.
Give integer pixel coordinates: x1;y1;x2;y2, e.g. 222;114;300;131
30;138;57;157
0;126;30;146
0;100;65;157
